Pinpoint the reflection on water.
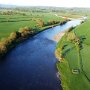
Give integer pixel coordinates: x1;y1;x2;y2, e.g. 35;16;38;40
0;20;81;90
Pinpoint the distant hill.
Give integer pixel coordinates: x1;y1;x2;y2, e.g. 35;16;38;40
0;4;16;8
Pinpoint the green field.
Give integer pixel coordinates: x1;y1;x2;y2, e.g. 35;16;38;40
0;13;64;39
56;18;90;90
0;8;67;58
75;19;90;81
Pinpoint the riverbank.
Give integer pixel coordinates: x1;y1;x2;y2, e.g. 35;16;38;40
53;31;65;42
0;20;68;59
55;19;90;90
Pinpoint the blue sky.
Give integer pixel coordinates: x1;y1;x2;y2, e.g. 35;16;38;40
0;0;90;7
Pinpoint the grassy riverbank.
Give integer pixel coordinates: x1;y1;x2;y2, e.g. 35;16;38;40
0;13;64;39
0;8;69;59
56;19;90;90
0;20;68;59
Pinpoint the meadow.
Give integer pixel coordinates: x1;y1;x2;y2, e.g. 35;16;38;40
0;7;67;58
0;12;64;39
56;14;90;90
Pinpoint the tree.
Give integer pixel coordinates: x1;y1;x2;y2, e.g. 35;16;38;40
19;27;34;37
36;19;45;28
0;42;7;54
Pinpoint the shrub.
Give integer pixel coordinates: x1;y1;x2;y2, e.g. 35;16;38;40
36;19;45;28
67;27;74;32
19;27;34;37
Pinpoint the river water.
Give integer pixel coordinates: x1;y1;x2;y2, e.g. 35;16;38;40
0;20;81;90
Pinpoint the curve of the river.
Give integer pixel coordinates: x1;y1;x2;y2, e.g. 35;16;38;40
0;20;81;90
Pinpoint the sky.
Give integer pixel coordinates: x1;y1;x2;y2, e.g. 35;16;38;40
0;0;90;8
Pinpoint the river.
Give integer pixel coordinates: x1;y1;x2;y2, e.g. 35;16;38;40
0;20;81;90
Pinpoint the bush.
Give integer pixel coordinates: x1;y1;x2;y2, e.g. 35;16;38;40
36;19;45;28
47;20;60;26
0;26;35;59
67;27;74;32
19;27;34;37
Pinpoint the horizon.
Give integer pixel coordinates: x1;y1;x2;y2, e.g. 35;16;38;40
0;0;90;8
1;4;90;9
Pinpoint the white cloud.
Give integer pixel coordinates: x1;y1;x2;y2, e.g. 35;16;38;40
0;0;90;7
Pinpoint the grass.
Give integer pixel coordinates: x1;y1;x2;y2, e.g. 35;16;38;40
75;19;90;81
81;44;90;80
56;18;90;90
0;21;36;38
0;10;66;59
75;20;90;45
65;47;80;69
0;13;64;39
57;60;90;90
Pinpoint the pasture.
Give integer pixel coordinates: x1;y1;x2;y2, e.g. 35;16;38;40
56;17;90;90
0;12;63;39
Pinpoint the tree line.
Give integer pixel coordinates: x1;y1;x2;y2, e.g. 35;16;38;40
0;27;35;58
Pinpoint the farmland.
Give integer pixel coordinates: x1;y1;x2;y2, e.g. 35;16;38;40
56;14;90;90
0;7;68;58
0;6;90;90
0;11;64;39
